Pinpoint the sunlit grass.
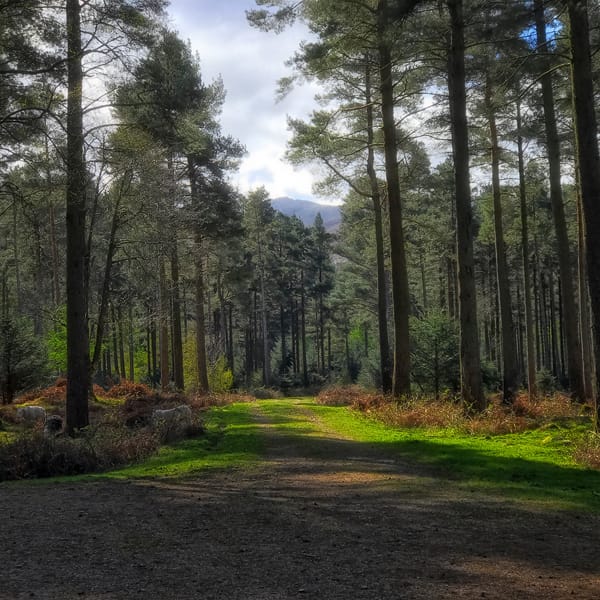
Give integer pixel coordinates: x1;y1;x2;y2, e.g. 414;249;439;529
5;394;600;513
82;402;262;480
307;402;600;512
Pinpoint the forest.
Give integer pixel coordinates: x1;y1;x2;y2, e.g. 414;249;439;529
2;0;600;439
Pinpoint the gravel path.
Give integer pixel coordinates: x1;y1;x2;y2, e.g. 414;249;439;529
2;399;599;599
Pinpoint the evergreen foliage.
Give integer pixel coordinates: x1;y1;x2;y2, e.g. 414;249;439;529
1;0;600;434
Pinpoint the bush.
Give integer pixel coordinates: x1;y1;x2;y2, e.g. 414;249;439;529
317;385;384;407
208;356;234;393
409;313;459;396
252;387;284;399
480;360;502;392
105;381;154;400
152;411;204;444
574;432;600;470
188;391;255;409
339;386;590;436
18;378;67;409
0;423;161;481
536;369;558;395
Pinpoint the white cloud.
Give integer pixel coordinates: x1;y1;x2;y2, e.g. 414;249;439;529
167;0;329;202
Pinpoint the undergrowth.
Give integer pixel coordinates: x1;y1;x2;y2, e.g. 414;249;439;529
317;385;596;468
574;432;600;469
0;421;160;480
317;386;588;435
0;379;253;481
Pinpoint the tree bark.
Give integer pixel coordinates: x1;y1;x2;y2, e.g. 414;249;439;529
128;303;135;381
65;0;89;433
170;237;185;390
568;0;600;427
90;186;123;376
577;190;594;399
516;97;537;399
446;0;484;411
365;57;392;392
194;245;209;393
377;0;411;397
301;275;308;387
486;75;519;403
158;254;170;391
187;157;209;392
534;0;584;400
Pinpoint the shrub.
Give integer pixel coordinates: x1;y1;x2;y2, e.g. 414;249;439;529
374;397;464;429
409;313;460;396
574;432;600;470
105;381;154;400
0;424;161;481
208;356;234;393
536;369;558;395
152;411;204;444
317;385;383;407
188;391;254;409
16;382;66;412
252;387;284;399
339;386;589;436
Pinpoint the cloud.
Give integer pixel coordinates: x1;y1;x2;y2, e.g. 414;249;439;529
167;0;326;202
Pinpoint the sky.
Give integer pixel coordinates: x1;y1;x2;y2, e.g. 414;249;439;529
165;0;327;203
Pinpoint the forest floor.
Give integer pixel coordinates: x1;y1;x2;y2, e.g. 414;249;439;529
2;398;600;599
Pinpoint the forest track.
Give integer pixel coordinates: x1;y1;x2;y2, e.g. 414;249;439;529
1;398;599;599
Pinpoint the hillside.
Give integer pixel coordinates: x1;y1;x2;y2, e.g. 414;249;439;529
271;197;341;231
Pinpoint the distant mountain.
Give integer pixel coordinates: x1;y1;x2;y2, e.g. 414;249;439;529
271;197;341;231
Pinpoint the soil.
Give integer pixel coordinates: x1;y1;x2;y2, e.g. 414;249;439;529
2;400;599;599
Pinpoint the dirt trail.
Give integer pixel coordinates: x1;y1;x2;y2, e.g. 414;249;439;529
2;399;599;599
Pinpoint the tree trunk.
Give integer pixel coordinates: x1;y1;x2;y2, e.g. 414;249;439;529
111;304;119;377
259;266;270;387
365;57;392;392
568;0;600;427
228;303;234;375
516;97;537;399
117;305;126;379
319;290;325;375
146;318;152;383
446;0;484;411
534;0;584;400
533;261;542;371
194;246;209;393
90;189;122;376
65;0;89;433
170;238;184;390
128;303;135;381
301;276;308;387
377;1;411;397
577;190;594;399
549;271;559;378
158;255;170;391
486;75;519;403
280;304;286;373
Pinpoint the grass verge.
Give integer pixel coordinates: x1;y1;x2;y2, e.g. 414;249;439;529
306;401;600;512
87;402;262;480
3;402;262;484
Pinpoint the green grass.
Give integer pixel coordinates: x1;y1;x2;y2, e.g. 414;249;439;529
44;402;263;483
99;402;263;479
4;396;599;513
305;401;600;512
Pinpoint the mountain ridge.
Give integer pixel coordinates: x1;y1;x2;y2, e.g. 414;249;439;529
271;196;341;231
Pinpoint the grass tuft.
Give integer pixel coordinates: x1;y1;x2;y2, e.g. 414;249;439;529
574;432;600;469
